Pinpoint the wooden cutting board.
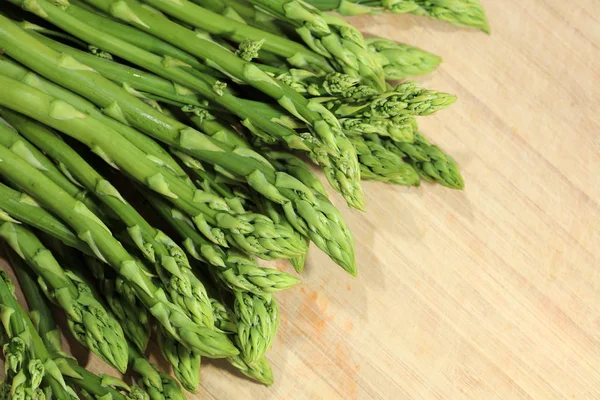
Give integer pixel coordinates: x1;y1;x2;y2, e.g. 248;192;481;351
2;0;599;398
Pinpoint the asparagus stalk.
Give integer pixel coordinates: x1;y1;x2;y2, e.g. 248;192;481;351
157;328;201;393
348;134;421;185
0;56;190;183
366;37;442;80
0;182;91;255
1;109;216;330
319;81;457;119
12;258;144;400
134;0;333;72
71;0;364;209
127;344;187;400
0;18;357;274
146;192;301;294
245;0;386;90
233;292;280;364
386;132;464;189
208;296;275;385
0;118;104;220
304;0;490;33
340;115;417;143
0;263;75;400
0;140;238;358
0;222;129;372
0;74;306;262
82;256;151;353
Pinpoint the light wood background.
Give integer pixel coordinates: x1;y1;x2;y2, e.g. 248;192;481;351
2;0;600;398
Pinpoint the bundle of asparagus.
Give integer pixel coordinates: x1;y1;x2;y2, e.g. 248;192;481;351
0;0;485;394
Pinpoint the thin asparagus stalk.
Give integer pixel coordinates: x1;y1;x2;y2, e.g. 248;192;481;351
12;258;145;400
191;0;289;36
385;131;464;189
0;74;306;262
1;109;216;329
147;192;301;294
366;37;442;80
127;344;187;400
0;222;129;373
0;18;357;274
0;263;76;400
0;140;238;359
348;134;421;185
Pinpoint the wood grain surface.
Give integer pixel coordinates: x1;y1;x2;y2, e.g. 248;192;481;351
2;0;600;398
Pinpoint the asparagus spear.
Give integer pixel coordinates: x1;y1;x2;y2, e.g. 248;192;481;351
244;0;386;90
147;192;301;294
0;140;238;358
157;328;201;393
82;256;150;353
366;37;442;80
0;265;76;400
133;0;333;72
348;134;421;185
0;222;129;372
1;109;216;330
0;56;191;183
0;75;306;262
386;131;464;189
319;81;457;119
340;115;417;143
0;19;357;274
0;182;91;255
0;118;104;220
68;0;365;210
208;296;275;385
233;292;280;364
127;344;187;400
12;257;145;400
303;0;490;33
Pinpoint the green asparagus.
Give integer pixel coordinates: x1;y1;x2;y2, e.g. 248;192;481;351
366;37;442;80
157;328;201;393
0;138;238;358
386;132;464;189
234;292;280;363
0;264;75;400
1;109;216;329
0;222;129;372
349;134;421;185
12;257;145;400
128;345;187;400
